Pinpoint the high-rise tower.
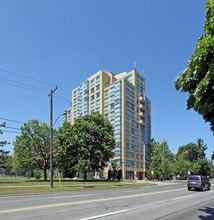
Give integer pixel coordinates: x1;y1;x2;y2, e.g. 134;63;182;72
65;69;151;180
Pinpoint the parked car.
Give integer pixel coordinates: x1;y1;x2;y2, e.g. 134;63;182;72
187;175;211;191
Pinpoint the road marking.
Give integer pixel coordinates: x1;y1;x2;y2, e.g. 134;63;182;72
80;209;129;220
54;194;93;199
173;195;192;200
125;189;145;193
0;188;185;214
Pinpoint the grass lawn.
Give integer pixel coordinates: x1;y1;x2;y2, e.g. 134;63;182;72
0;177;155;195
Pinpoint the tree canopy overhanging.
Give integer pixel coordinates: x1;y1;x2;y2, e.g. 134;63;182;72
174;0;214;133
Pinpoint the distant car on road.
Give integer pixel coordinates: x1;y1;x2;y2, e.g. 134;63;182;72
187;175;211;191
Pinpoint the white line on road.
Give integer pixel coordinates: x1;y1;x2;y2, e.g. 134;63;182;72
54;194;93;199
173;195;192;200
80;209;129;220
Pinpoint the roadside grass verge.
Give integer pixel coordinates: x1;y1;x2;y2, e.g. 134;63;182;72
0;178;155;195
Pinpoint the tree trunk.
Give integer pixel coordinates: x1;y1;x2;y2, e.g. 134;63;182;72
44;168;47;181
84;171;87;181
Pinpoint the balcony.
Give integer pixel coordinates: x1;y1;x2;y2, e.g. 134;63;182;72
139;119;145;126
139;111;145;118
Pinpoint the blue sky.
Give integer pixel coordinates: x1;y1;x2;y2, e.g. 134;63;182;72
0;0;213;158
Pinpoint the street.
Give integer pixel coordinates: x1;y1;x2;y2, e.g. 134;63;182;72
0;182;213;219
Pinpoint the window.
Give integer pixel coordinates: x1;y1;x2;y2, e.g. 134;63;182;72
126;84;134;94
126;143;130;149
126;117;131;125
131;144;139;151
125;74;132;82
91;75;100;86
91;84;100;94
137;84;144;93
126;151;135;158
131;120;138;128
126;109;134;118
126;93;135;102
126;160;135;167
126;100;134;110
96;84;100;90
137;74;144;85
131;128;139;136
96;92;100;98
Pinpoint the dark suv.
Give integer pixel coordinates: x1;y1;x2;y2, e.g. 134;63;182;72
187;175;211;191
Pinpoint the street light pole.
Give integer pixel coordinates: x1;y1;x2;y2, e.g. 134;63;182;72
49;86;57;188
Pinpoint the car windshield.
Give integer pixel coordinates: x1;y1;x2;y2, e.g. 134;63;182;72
189;176;200;180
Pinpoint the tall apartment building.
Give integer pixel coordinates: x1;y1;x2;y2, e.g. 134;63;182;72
65;69;151;180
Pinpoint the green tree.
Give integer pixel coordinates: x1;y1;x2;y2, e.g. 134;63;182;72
73;112;115;180
195;159;211;176
0;154;12;175
110;160;119;180
174;0;214;132
176;140;211;176
177;143;201;162
209;161;214;176
149;140;175;180
149;140;162;179
196;138;207;158
0;129;10;172
13;119;51;181
211;151;214;160
174;156;191;178
0;147;10;169
54;122;80;177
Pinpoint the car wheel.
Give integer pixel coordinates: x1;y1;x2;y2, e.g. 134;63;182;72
188;187;191;191
207;185;210;190
202;185;205;191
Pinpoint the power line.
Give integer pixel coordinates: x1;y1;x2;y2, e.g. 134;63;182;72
0;129;20;134
0;67;72;107
55;94;71;106
0;120;22;134
0;67;72;94
0;78;71;107
58;86;72;96
5;126;21;130
0;77;48;94
0;68;55;86
0;118;24;124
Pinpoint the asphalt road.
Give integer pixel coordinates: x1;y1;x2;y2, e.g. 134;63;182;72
0;181;213;220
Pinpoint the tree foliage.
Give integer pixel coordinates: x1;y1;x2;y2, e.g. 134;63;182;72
54;122;80;177
0;146;10;169
149;140;174;179
13;120;50;181
174;157;191;178
73;112;115;179
176;141;211;176
196;138;207;158
107;160;120;180
0;123;10;170
174;0;214;132
212;151;214;160
177;143;201;162
149;139;212;179
55;113;115;180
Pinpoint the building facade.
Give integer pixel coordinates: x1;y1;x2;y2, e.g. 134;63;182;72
65;69;151;180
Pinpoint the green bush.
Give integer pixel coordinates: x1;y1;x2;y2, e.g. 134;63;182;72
33;169;42;179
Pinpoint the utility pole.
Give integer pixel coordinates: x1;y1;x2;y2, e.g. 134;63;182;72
48;86;57;188
162;141;166;181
